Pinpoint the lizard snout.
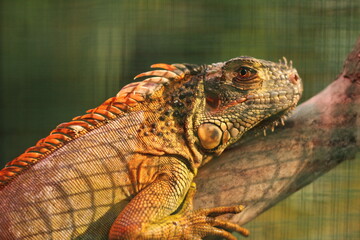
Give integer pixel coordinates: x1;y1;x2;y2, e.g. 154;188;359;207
289;72;300;85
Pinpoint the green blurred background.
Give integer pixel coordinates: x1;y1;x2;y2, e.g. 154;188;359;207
0;0;359;239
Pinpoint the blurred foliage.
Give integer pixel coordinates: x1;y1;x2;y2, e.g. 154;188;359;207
0;0;359;239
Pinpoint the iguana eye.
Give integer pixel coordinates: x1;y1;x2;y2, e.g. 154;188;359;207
234;67;257;82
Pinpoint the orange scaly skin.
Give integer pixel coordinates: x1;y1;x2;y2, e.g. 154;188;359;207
0;57;302;239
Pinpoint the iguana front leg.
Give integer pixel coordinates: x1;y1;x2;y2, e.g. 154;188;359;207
108;156;248;239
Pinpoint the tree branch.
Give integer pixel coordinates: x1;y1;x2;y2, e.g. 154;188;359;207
194;37;360;226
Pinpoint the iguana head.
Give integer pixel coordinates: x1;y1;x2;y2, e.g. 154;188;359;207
193;56;303;155
119;57;302;165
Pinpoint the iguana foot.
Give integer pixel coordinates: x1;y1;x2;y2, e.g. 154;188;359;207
177;205;249;239
109;180;249;240
171;183;249;240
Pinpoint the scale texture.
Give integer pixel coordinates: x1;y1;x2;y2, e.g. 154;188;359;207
0;57;302;239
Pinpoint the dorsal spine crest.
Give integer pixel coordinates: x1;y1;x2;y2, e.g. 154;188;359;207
0;62;194;188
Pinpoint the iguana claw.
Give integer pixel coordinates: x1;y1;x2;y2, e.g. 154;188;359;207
174;183;249;239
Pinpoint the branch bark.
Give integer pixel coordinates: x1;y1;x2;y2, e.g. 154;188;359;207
194;37;360;226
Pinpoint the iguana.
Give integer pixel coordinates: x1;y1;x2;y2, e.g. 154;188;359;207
0;56;302;240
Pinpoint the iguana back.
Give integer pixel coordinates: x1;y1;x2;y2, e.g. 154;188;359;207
0;63;201;239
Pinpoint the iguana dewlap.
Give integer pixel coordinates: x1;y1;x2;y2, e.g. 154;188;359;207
0;57;302;239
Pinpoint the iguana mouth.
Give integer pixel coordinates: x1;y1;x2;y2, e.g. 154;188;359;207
205;96;247;112
205;97;221;110
206;88;301;114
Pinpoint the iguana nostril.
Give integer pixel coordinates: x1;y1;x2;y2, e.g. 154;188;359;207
289;73;299;84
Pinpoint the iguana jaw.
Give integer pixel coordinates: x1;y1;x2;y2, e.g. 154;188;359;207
193;56;303;157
